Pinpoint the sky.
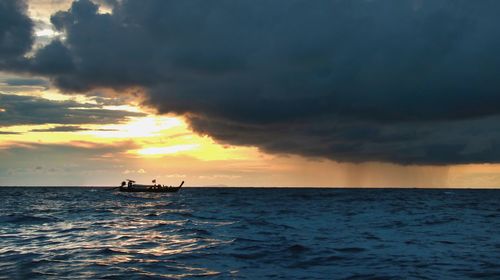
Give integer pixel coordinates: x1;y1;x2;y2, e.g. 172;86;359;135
1;0;500;187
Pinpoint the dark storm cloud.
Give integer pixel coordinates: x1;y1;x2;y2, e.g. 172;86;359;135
0;0;33;68
190;115;500;165
0;93;144;126
4;0;500;164
29;125;117;132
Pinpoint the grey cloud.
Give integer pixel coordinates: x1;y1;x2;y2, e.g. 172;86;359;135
0;131;21;135
29;125;117;132
0;93;145;126
5;0;500;164
88;94;137;106
0;0;33;68
4;77;49;87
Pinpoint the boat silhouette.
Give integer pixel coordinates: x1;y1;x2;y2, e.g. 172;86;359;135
118;179;184;193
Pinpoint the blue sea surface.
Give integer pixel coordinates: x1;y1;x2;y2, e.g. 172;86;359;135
0;187;499;279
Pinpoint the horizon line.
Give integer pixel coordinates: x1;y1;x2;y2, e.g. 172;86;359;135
1;185;499;189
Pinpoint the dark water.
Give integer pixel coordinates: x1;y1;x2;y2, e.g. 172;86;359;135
1;188;499;279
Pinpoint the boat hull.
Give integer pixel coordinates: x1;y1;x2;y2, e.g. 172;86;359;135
118;187;181;193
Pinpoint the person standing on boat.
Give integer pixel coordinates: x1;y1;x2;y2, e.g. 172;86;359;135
127;180;134;188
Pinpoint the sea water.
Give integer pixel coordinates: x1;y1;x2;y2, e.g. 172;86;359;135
0;187;499;279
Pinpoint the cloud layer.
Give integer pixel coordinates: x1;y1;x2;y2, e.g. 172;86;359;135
3;0;500;164
0;93;144;126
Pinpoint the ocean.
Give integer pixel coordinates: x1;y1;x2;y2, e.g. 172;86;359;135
0;187;499;279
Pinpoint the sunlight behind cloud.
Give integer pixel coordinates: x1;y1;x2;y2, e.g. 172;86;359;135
35;28;59;37
136;144;200;156
103;105;143;113
87;116;182;138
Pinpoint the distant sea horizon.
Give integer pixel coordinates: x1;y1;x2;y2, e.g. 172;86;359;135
1;185;500;189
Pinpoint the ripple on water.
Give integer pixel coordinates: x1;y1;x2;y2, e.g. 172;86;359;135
0;214;61;224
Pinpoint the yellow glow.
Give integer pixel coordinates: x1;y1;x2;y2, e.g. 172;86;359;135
103;105;143;113
87;116;182;138
136;144;200;156
35;28;59;37
28;0;72;23
39;91;99;104
0;108;5;112
98;6;113;15
183;137;259;161
0;111;259;162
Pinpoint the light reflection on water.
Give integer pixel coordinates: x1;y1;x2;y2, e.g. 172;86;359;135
0;189;234;279
1;187;500;279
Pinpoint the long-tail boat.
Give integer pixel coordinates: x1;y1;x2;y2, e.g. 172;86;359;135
117;180;184;193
